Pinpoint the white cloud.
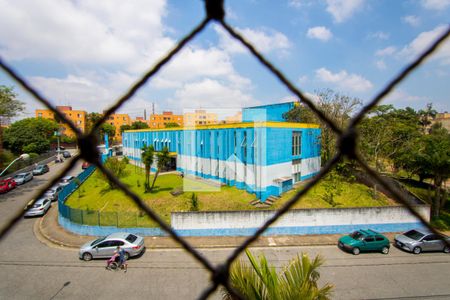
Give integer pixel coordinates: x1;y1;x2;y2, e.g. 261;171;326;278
288;0;314;8
325;0;364;23
398;24;450;65
307;26;333;41
383;89;424;105
168;79;256;109
402;15;421;27
214;25;291;55
315;67;373;92
421;0;450;10
375;46;397;56
367;31;390;40
375;60;387;70
0;0;169;67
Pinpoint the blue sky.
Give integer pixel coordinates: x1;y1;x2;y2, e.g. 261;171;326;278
0;0;449;120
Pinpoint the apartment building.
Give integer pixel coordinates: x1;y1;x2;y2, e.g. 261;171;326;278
36;106;86;137
107;113;132;142
148;111;183;129
184;110;218;126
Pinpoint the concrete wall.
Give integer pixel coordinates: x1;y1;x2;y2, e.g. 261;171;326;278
171;206;430;236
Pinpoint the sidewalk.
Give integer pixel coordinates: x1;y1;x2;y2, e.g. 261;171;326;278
35;204;409;250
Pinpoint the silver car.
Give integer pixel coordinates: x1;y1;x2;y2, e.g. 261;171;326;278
45;185;63;202
24;198;51;217
79;232;145;261
395;228;450;254
14;172;33;185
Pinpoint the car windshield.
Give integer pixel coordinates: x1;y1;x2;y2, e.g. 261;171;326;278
404;230;425;241
126;234;138;243
350;231;364;240
15;175;24;179
91;237;106;246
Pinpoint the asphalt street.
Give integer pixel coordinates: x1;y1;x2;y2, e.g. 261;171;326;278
0;155;449;299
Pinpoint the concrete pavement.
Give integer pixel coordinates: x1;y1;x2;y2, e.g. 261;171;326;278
35;202;412;250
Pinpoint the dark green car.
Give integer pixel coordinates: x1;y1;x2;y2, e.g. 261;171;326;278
338;229;390;255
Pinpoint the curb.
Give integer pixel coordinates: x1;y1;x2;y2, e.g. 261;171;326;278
33;215;78;250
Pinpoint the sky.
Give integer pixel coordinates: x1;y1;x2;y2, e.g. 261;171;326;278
0;0;449;121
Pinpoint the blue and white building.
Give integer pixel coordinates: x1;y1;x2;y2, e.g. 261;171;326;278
122;102;321;201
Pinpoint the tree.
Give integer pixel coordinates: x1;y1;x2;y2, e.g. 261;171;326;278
99;123;116;144
0;86;25;167
3;118;58;154
131;121;149;130
86;112;103;134
141;144;154;192
284;89;362;164
358;105;422;172
222;249;333;300
98;157;129;189
165;122;180;128
150;146;170;190
120;124;132;133
406;124;450;217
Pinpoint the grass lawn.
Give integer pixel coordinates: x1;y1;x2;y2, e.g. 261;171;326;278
66;164;396;227
273;180;395;209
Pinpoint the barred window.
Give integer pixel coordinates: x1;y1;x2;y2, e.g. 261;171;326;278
292;131;301;156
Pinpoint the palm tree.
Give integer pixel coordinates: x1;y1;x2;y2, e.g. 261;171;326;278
222;249;333;300
141;144;154;192
150;146;170;191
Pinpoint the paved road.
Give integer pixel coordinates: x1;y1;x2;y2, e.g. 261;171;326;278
0;155;449;299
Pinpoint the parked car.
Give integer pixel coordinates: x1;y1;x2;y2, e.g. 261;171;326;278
79;232;145;261
62;151;71;158
13;172;33;185
59;175;75;186
32;164;49;175
81;161;91;169
338;229;390;255
24;197;51;217
0;178;17;193
44;185;64;202
394;229;450;254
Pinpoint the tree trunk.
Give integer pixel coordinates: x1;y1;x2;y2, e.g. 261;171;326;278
431;177;443;218
150;169;159;191
145;166;150;192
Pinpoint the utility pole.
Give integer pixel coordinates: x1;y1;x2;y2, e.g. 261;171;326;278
152;103;155;115
144;109;146;120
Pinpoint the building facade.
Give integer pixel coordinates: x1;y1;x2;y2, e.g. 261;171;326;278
123;102;321;201
36;106;86;137
107;113;131;142
148;111;183;129
184;110;218;126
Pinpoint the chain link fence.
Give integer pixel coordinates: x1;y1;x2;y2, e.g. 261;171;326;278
1;1;449;299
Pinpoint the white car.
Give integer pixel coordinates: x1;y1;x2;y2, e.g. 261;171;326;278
59;176;75;187
24;198;51;217
14;172;33;185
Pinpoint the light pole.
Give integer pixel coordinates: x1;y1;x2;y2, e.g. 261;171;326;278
54;130;61;162
0;153;30;177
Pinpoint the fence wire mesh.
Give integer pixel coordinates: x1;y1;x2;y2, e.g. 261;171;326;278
1;1;449;299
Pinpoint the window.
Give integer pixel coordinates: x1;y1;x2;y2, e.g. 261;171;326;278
292;131;301;156
38;113;42;117
109;240;125;247
365;237;375;242
375;237;384;241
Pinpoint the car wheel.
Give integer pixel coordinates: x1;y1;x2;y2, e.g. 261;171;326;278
124;252;130;260
444;246;450;253
82;252;93;261
381;246;389;254
352;247;360;255
413;247;422;254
